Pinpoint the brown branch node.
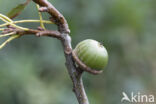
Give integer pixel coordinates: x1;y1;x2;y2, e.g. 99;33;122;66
39;7;48;12
33;0;70;34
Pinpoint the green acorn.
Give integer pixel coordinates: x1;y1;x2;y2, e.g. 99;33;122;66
74;39;108;70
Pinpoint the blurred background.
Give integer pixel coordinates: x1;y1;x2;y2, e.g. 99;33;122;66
0;0;156;104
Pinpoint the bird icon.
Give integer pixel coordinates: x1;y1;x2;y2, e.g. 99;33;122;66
121;92;131;102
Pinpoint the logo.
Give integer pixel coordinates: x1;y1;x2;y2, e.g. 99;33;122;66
121;92;155;103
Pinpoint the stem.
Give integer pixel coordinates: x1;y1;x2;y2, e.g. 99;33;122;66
0;13;13;22
64;52;89;104
0;20;52;27
0;17;29;31
32;0;90;103
0;28;6;31
0;0;90;103
36;4;46;29
61;33;89;104
0;32;16;38
0;35;20;49
15;20;52;24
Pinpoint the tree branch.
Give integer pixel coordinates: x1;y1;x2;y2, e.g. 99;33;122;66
33;0;70;33
1;0;90;104
32;0;89;104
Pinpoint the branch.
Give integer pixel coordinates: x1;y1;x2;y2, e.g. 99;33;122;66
32;0;89;104
0;0;90;104
2;28;61;39
33;0;70;33
0;19;52;27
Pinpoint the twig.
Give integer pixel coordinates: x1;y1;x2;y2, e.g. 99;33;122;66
0;0;91;104
1;28;61;39
33;0;70;33
15;29;61;39
0;13;13;22
36;4;46;29
32;0;89;104
0;16;29;30
0;28;6;31
0;32;16;38
0;35;20;49
0;19;52;27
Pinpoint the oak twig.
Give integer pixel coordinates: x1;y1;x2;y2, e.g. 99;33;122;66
32;0;89;104
1;0;93;104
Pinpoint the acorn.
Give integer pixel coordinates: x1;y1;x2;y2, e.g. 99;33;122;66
74;39;108;70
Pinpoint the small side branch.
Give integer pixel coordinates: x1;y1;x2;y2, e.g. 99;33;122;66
33;0;70;33
2;28;61;39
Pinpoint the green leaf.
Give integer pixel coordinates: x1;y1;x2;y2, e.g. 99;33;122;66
7;0;30;19
7;4;26;19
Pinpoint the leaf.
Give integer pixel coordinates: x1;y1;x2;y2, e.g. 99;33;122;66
7;0;30;19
